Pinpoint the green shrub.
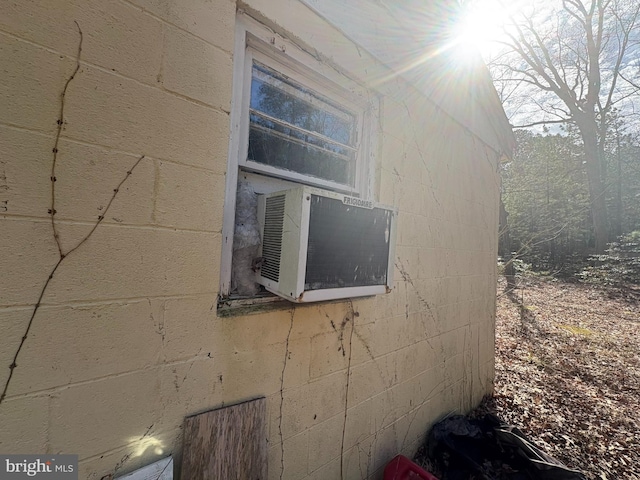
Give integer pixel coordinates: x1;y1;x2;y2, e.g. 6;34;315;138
579;231;640;286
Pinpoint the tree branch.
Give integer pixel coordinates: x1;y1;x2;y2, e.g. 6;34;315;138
512;119;570;129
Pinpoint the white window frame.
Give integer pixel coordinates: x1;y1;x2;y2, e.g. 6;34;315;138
219;13;378;298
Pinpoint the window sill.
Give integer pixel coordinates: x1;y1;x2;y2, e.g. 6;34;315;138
216;293;293;317
217;291;376;317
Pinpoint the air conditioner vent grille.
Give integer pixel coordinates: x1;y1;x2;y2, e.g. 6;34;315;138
261;194;286;282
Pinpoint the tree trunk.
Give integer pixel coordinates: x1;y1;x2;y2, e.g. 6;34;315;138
615;133;623;237
578;119;609;253
499;196;516;289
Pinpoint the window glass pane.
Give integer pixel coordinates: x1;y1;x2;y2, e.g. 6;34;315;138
248;126;350;184
248;62;357;186
250;113;352;157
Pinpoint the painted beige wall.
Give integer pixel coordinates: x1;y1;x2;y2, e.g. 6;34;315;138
0;0;501;478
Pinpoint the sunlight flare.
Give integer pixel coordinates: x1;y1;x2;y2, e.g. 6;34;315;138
451;0;526;60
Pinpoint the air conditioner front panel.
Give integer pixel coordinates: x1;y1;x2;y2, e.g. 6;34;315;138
305;194;392;290
257;186;396;303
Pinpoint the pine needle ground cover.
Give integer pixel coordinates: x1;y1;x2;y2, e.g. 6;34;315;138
489;277;640;479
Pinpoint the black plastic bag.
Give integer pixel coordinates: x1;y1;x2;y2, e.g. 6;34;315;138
425;414;586;480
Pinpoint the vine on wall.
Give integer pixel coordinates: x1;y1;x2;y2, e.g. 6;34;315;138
0;22;146;405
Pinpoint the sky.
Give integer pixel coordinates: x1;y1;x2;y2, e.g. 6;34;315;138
455;0;640;135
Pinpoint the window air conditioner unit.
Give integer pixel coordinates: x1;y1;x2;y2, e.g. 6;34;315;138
256;186;397;303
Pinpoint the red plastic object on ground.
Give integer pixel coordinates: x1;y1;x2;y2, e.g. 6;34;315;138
383;455;439;480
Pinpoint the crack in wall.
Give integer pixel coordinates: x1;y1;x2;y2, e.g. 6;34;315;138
278;307;295;480
339;299;356;480
325;301;407;478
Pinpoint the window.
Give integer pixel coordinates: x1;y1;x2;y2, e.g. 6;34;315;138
248;62;357;187
219;13;378;299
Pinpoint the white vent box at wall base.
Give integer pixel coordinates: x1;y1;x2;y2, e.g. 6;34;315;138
256;186;397;303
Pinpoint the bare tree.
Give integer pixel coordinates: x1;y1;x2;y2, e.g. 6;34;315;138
490;0;640;252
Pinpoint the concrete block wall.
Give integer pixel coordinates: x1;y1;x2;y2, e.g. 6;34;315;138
0;0;502;478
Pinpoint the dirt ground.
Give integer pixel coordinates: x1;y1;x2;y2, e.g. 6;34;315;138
488;276;640;479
